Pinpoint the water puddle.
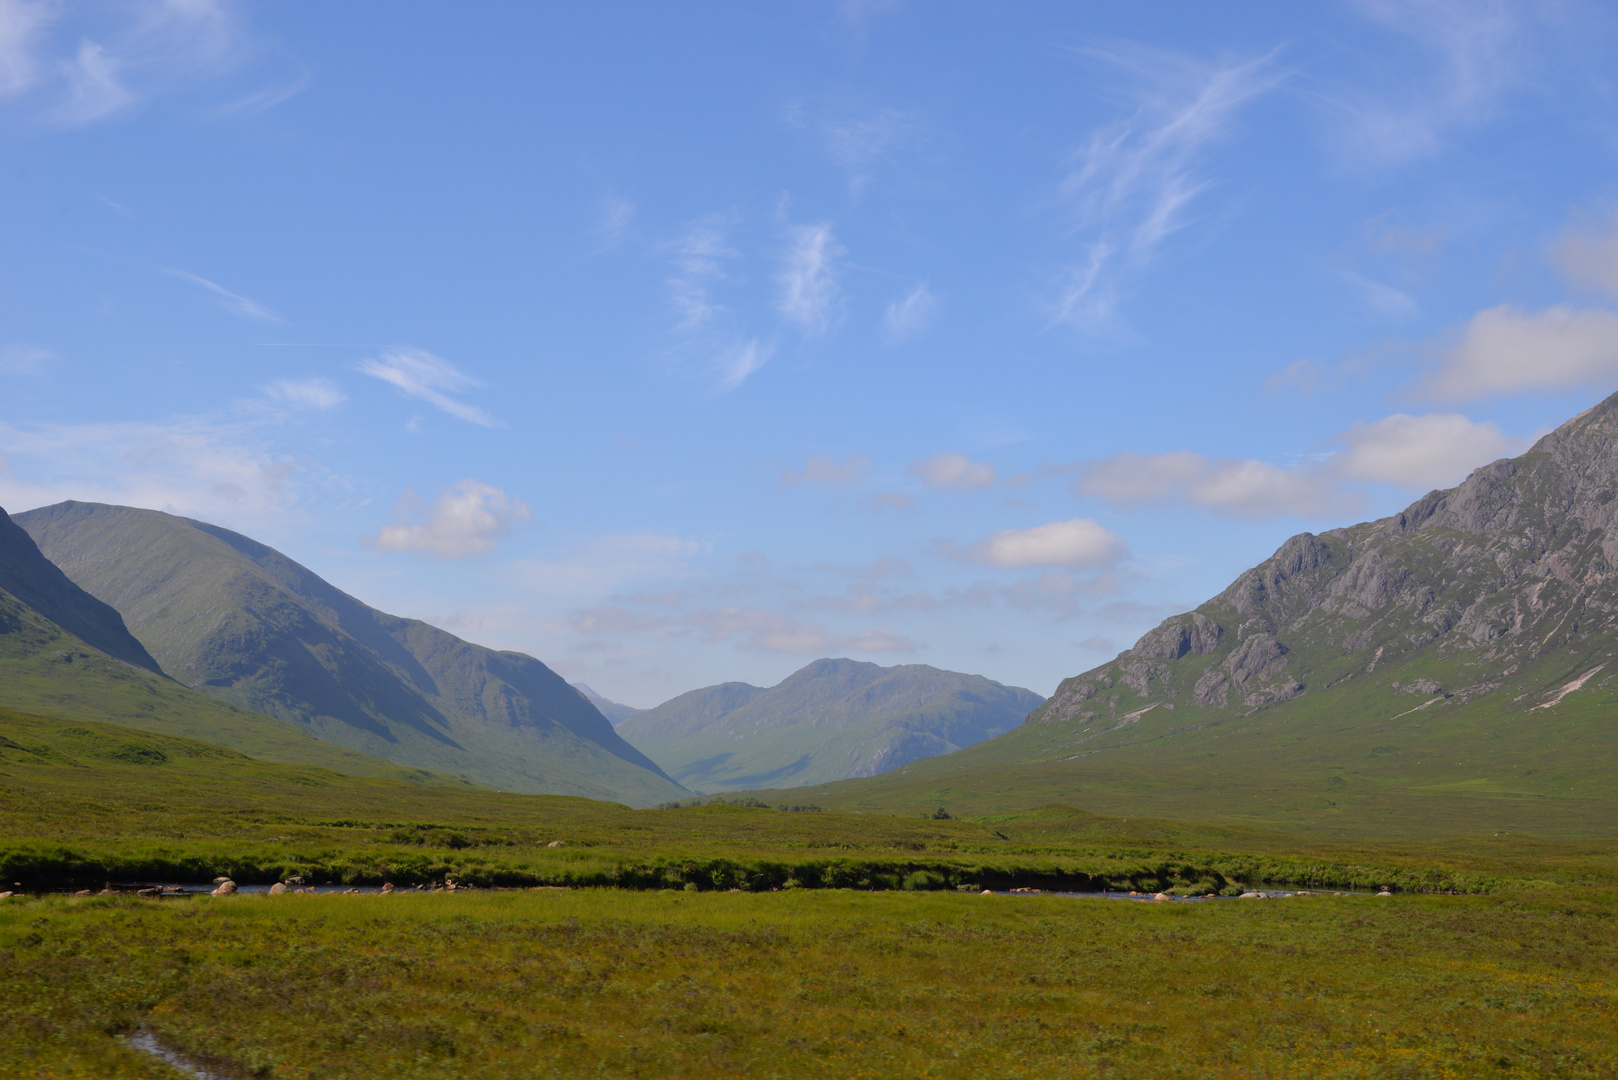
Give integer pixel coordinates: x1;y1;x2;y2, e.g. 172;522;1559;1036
123;1031;230;1079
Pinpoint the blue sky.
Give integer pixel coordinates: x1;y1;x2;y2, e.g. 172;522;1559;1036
5;1;1618;706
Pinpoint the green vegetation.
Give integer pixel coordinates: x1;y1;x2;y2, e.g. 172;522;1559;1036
0;596;457;787
617;657;1043;791
6;709;1616;897
6;887;1616;1078
16;500;686;806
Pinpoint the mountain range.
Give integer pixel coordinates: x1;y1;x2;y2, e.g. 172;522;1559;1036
616;657;1043;791
15;501;686;807
726;392;1618;837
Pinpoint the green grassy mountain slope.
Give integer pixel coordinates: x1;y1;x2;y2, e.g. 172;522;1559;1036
617;658;1044;792
0;505;160;673
16;501;686;807
726;394;1618;839
0;577;452;786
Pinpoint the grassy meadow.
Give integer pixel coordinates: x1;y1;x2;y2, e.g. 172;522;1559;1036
6;887;1617;1079
6;709;1617;896
6;706;1618;1076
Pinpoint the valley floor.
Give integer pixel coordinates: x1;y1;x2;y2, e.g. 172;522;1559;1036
5;887;1616;1079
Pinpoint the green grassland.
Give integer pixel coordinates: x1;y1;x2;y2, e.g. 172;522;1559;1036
5;708;1617;897
732;641;1618;840
5;887;1616;1079
0;593;460;787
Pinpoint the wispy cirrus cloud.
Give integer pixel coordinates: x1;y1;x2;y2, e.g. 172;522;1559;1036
0;0;53;98
3;0;253;126
1331;0;1529;166
0;414;302;522
165;268;283;323
667;214;735;332
1052;43;1282;330
882;284;936;341
776;222;844;335
357;349;497;427
262;377;344;410
366;480;530;559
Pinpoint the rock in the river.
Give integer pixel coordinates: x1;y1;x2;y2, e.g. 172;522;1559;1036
268;882;287;895
211;880;237;896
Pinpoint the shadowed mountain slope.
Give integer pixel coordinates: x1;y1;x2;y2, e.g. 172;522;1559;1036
17;502;686;807
721;394;1618;838
0;506;160;674
618;658;1043;792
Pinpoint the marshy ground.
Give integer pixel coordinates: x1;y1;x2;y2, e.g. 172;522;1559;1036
5;885;1615;1078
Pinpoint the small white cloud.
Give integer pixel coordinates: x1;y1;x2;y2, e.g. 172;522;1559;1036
1335;413;1525;491
776;222;844;335
263;378;344;410
910;452;995;490
1075;452;1350;519
1423;304;1618;401
358;349;497;427
367;480;531;559
165;269;283;323
973;518;1127;569
0;343;53;376
780;454;870;486
882;284;936;341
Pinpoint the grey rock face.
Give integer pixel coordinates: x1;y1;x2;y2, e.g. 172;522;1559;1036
1027;388;1618;729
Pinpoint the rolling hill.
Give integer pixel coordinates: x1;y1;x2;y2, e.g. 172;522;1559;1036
617;658;1043;791
723;394;1618;839
16;501;687;807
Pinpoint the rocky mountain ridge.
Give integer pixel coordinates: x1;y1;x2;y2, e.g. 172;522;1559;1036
1033;393;1618;736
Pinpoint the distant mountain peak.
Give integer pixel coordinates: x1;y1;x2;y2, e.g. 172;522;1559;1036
618;657;1043;791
